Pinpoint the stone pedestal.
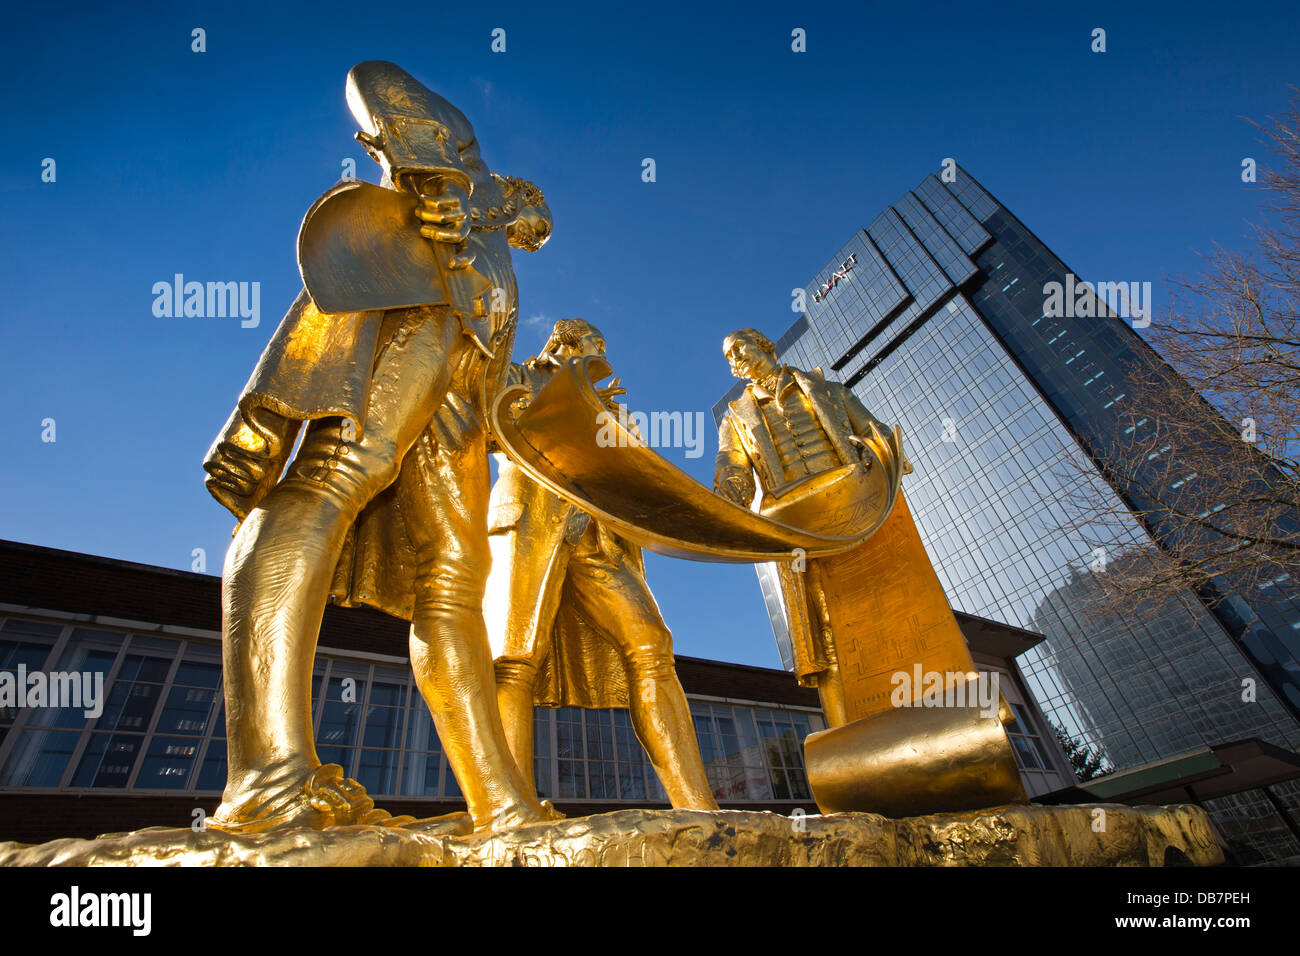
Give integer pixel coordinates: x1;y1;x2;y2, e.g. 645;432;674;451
0;803;1223;867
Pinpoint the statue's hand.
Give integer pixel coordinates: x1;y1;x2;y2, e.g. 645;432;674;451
207;440;273;501
847;434;874;468
413;176;471;248
714;473;754;507
595;377;625;409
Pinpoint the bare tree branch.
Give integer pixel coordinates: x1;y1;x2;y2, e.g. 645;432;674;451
1053;90;1300;620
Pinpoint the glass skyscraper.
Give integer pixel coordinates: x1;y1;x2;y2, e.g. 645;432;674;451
713;166;1300;861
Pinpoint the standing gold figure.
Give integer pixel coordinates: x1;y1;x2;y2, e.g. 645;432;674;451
202;62;554;833
713;329;909;728
486;319;718;810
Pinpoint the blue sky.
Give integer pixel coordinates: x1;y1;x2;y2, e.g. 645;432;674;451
1;0;1296;669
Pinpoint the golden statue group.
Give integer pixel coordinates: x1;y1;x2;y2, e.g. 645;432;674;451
0;60;1220;869
195;61;1026;838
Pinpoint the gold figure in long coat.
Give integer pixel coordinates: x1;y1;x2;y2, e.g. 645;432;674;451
714;328;910;727
486;319;718;810
201;62;554;833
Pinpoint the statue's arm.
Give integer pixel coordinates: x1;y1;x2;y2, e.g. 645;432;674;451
485;361;528;455
837;384;889;440
837;383;913;474
713;415;757;506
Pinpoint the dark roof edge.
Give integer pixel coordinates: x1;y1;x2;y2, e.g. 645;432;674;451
0;537;219;585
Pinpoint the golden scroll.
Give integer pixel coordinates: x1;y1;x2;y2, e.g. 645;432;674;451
489;356;903;562
818;495;978;721
802;495;1027;815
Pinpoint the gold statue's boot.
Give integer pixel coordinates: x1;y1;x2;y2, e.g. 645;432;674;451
208;763;393;834
481;797;565;833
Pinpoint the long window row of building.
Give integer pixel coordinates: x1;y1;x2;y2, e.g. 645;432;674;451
0;614;823;806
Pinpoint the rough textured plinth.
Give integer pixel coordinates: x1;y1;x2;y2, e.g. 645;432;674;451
0;804;1223;867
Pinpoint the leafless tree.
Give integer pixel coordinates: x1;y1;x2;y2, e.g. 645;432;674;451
1061;90;1300;616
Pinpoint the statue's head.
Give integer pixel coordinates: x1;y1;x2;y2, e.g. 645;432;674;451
539;318;606;364
507;200;553;251
496;175;552;252
723;328;778;382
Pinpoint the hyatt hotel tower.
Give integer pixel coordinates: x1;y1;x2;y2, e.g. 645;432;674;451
713;166;1300;860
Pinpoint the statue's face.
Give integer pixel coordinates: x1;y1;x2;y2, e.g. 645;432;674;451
726;335;774;381
570;328;606;360
577;329;605;358
553;326;606;361
508;202;553;251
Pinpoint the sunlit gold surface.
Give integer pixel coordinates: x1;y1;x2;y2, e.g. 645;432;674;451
808;497;1026;816
805;683;1025;817
713;329;1026;815
490;355;903;561
0;805;1224;867
485;321;717;810
200;61;554;834
298;180;493;316
816;495;985;722
805;517;1027;814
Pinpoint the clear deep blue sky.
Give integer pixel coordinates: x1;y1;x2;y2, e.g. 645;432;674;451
1;1;1296;669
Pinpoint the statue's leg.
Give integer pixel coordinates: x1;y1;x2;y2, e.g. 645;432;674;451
563;532;719;811
492;656;541;801
806;561;849;728
399;414;552;831
487;520;571;804
815;664;849;729
212;307;460;832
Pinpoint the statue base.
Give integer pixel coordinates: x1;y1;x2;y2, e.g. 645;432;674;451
0;803;1222;866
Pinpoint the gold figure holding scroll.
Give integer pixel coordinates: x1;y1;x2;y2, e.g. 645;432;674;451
486;319;718;810
713;328;911;727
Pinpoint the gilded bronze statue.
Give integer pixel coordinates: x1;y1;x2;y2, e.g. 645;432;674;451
485;319;718;811
713;328;911;727
202;61;555;833
713;328;1027;816
0;56;1226;871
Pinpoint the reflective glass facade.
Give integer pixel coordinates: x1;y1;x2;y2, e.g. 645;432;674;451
0;615;822;806
851;292;1299;767
714;167;1300;860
